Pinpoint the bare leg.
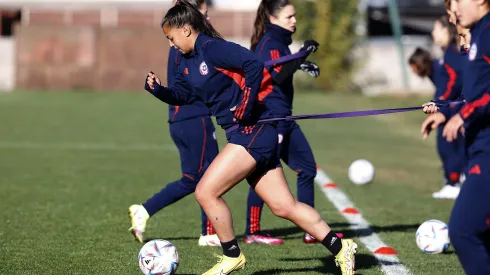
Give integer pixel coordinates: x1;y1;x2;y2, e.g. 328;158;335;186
195;143;256;242
252;167;332;240
252;165;357;275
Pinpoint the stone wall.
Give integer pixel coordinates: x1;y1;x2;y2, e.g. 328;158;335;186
15;8;255;91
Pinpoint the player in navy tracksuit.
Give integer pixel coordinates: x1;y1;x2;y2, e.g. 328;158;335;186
128;0;220;247
424;0;471;117
144;2;356;274
421;3;490;273
242;0;322;245
444;0;472;52
430;16;466;199
409;46;465;199
423;0;472;115
408;47;442;85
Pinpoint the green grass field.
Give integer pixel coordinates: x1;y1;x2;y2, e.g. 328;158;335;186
0;91;464;275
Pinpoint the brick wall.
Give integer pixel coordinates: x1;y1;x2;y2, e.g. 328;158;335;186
15;8;255;91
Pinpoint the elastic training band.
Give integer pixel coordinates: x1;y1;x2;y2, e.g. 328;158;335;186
258;106;422;122
225;101;465;134
225;106;420;134
264;51;309;67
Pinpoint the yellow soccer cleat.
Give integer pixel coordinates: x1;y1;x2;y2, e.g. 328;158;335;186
128;204;149;243
202;253;246;275
335;239;357;275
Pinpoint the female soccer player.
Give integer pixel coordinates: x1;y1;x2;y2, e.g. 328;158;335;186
429;15;466;199
128;0;220;247
408;47;441;83
242;0;322;245
421;0;490;273
145;1;356;274
445;0;472;51
422;0;472;115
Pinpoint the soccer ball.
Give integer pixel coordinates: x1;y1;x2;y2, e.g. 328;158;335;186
348;159;375;185
415;220;450;254
138;239;179;275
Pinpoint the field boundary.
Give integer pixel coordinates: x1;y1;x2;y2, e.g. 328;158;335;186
315;167;412;275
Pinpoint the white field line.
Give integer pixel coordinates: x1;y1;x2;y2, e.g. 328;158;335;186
315;168;412;275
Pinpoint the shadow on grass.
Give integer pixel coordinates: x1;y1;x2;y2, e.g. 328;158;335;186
252;253;382;274
146;222;420;242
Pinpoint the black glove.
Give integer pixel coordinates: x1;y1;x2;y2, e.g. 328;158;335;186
299;61;320;78
300;40;319;53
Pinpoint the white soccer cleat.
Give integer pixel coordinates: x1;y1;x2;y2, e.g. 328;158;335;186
432;185;460;199
128;204;150;243
198;234;221;247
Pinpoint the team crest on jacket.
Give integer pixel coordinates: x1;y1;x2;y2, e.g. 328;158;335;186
469;43;477;61
199;61;209;75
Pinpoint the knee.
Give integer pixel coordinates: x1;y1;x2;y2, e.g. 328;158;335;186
269;200;296;219
194;182;219;206
194;183;207;205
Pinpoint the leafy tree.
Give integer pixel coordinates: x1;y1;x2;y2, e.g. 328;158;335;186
292;0;360;91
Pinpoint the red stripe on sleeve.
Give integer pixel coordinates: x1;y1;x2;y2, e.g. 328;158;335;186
460;94;490;119
442;63;457;100
270;49;283;73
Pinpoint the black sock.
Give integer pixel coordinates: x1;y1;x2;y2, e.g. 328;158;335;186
447;181;459;187
221;238;241;258
321;231;343;255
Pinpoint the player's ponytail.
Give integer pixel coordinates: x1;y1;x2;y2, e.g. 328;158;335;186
250;1;267;51
162;0;223;40
250;0;291;51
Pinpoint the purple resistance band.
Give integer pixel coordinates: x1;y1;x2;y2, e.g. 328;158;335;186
224;101;466;134
225;106;420;133
223;50;466;134
258;106;422;122
264;50;309;67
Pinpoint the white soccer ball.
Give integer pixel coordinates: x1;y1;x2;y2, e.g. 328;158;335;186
348;159;375;185
415;220;450;254
138;239;179;275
